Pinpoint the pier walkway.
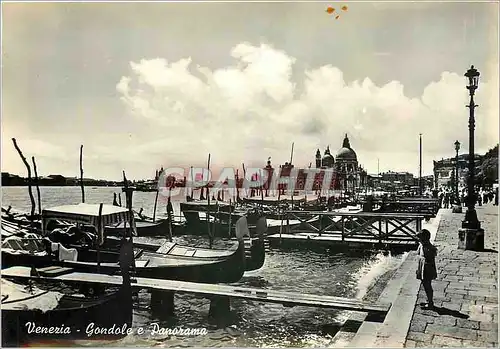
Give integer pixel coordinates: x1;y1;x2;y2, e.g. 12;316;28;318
267;211;427;251
1;266;390;315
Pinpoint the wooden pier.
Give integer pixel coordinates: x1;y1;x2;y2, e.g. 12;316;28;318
267;211;427;251
372;198;439;216
2;266;390;317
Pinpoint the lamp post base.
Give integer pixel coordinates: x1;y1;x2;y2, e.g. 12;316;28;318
458;228;484;251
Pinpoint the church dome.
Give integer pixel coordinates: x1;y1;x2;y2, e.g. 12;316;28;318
336;134;357;160
322;146;335;166
336;147;357;160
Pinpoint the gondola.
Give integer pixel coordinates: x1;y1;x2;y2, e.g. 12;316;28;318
2;233;247;283
2;203;248;284
2;205;266;274
101;235;267;272
180;200;235;225
1;278;132;347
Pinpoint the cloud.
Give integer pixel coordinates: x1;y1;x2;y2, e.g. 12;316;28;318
115;42;498;175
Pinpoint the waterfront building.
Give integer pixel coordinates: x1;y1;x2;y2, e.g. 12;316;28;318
433;154;481;189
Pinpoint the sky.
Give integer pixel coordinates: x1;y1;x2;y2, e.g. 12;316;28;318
2;1;499;181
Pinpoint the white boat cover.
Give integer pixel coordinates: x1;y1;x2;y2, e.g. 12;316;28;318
1;279;63;313
42;203;136;241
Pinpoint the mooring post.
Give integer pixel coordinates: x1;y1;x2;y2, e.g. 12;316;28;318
31;156;42;216
209;295;231;318
228;199;232;237
12;138;36;229
341;217;345;241
80;145;85;203
150;291;175;318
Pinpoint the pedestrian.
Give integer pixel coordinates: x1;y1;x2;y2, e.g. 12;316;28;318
443;191;450;209
483;190;488;204
416;229;438;309
438;190;444;208
495;187;499;206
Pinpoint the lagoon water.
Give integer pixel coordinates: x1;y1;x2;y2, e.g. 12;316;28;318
2;186;405;347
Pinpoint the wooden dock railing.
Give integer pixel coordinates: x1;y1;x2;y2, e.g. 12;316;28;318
283;211;426;244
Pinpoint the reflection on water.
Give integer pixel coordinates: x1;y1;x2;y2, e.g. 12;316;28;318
2;187;404;347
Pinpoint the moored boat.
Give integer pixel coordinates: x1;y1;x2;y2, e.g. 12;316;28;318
1;278;132;347
180;200;235;225
2;203;248;283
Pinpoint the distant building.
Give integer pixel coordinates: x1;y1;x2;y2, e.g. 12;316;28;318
313;134;366;192
381;171;414;187
433;154;482;189
262;134;367;194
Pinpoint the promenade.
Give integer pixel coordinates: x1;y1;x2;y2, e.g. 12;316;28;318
404;203;498;347
337;203;498;347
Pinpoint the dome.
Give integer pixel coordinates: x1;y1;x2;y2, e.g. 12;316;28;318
322;153;334;161
321;146;335;167
336;134;357;160
336;147;357;160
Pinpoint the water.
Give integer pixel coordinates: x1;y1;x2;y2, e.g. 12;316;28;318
1;186;405;347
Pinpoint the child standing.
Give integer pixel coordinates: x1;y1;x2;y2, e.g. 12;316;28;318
416;229;438;309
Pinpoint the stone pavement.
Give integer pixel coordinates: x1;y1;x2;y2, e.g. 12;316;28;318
404;203;499;347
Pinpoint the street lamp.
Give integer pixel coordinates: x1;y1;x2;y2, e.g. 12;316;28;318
454;140;460;204
458;65;484;250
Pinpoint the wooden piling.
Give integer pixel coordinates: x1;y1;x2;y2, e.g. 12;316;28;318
151;291;175;317
80;145;85;203
31;156;42;215
11;138;36;226
228;199;232;237
190;166;194;200
167;188;173;242
209;296;231;318
97;203;103;272
207;154;213;248
153;189;159;223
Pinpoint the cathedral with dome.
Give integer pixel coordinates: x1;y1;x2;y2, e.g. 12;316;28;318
262;134;367;195
314;134;366;192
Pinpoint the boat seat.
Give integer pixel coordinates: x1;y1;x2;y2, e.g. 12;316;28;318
184;249;196;257
135;260;149;268
156;241;176;254
37;266;74;277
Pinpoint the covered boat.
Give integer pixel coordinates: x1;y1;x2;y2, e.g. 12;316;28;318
2;203;248;283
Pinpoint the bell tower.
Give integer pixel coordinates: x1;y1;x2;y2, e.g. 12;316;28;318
315;149;321;168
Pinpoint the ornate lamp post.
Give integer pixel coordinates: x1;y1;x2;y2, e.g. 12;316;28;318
454;140;460;203
458;65;484;250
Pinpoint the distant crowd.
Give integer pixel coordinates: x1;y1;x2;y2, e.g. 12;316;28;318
432;186;498;208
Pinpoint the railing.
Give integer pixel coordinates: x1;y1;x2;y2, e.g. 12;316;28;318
281;211;426;244
368;198;440;216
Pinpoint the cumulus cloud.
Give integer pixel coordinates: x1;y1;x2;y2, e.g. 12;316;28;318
116;42;499;175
